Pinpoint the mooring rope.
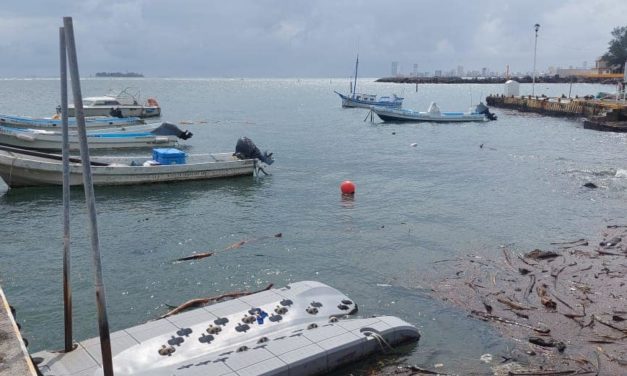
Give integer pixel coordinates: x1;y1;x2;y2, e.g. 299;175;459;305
365;331;395;354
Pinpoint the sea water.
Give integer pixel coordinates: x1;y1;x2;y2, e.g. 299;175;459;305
1;78;626;373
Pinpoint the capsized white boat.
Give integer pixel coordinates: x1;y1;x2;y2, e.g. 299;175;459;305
0;137;273;188
57;88;161;118
372;102;498;122
0;122;193;151
32;281;420;376
0;113;144;130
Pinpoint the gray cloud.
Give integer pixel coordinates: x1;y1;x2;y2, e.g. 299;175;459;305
0;0;625;77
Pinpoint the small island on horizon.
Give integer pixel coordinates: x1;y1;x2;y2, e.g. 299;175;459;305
95;71;144;78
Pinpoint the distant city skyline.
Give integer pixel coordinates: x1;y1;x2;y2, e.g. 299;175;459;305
385;60;600;79
0;0;625;78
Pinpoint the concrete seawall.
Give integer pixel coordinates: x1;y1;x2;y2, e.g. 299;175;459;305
0;285;38;376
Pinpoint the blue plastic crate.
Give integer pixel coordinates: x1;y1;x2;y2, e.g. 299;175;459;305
152;148;186;165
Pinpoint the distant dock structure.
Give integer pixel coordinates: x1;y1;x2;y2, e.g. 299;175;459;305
486;94;627;132
95;72;144;78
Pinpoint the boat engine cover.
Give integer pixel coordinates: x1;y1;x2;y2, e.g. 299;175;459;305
234;137;274;165
151;122;193;140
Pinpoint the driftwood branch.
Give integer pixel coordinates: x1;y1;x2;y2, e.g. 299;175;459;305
471;310;550;334
174;233;282;262
159;283;274;319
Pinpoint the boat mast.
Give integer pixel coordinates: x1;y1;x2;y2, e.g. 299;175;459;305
352;55;359;98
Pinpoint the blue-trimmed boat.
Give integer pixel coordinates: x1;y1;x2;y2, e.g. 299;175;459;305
0;122;192;151
335;55;403;109
0;113;144;130
372;102;498;123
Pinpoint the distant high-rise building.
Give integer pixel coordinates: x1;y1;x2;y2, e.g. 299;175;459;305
583;61;588;69
457;65;464;77
481;67;487;77
434;70;442;77
391;61;399;77
412;64;418;77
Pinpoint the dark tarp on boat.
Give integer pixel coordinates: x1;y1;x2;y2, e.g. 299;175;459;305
150;122;193;140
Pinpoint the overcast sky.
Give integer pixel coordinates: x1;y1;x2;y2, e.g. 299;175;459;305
1;0;626;78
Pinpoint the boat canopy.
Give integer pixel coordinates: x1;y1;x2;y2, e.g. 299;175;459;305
83;96;121;106
355;93;376;101
428;102;441;114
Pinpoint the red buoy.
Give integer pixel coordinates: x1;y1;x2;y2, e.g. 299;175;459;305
340;180;356;194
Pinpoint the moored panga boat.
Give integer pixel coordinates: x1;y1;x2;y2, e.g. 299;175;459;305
372;102;498;123
0;137;273;188
57;87;161;118
0;113;144;130
0;122;193;151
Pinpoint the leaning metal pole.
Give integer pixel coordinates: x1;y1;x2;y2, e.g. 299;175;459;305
532;23;540;97
59;26;73;353
63;17;114;376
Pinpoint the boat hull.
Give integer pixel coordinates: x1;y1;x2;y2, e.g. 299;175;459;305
0;113;144;130
0;126;178;151
0;150;255;188
373;107;487;123
67;105;161;118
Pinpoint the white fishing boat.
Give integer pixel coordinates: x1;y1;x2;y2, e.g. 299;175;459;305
32;281;420;376
334;55;403;109
0;113;144;130
372;102;498;123
0;123;192;151
0;137;273;188
58;88;161;118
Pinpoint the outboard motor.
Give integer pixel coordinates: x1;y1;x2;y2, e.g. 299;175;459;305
234;137;274;165
109;107;124;118
150;122;193;140
475;102;498;121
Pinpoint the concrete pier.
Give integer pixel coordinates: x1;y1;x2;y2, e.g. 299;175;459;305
486;95;627;132
486;95;627;118
0;285;38;376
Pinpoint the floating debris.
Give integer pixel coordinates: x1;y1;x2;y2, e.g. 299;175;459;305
422;225;627;374
174;233;283;262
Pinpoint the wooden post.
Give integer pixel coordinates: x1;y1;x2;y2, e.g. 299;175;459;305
59;26;73;353
62;17;114;376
